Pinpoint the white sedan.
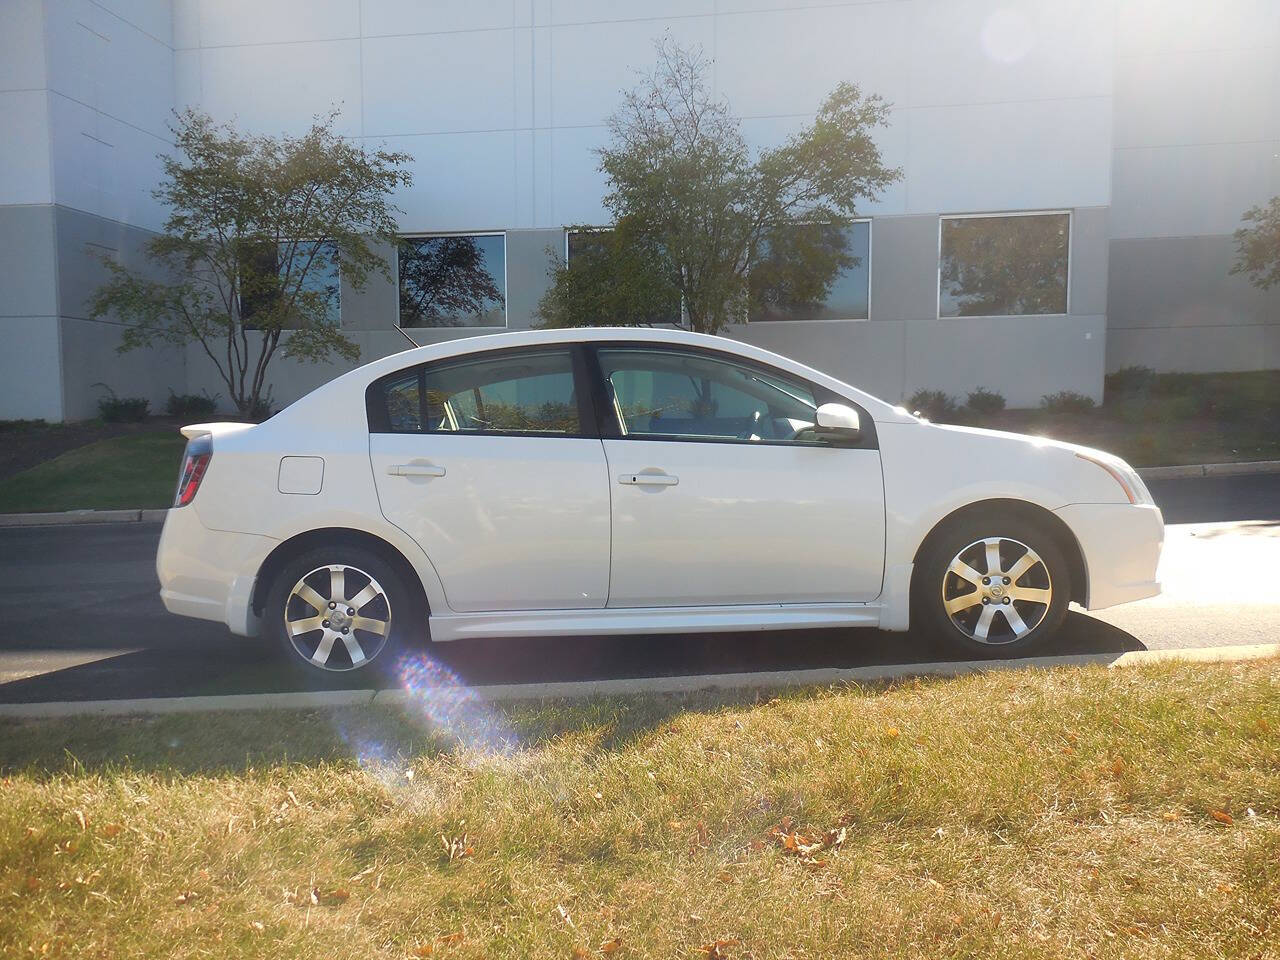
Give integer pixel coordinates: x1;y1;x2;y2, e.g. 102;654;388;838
157;328;1163;676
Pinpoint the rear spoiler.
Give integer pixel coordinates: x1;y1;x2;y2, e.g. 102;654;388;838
179;422;257;441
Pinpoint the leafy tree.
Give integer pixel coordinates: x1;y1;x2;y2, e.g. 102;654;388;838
553;39;898;334
1231;196;1280;290
90;109;411;416
398;236;505;327
535;220;681;328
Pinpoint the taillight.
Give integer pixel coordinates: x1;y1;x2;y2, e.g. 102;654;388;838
174;435;213;507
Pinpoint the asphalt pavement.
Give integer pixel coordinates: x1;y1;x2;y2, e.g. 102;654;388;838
0;474;1276;703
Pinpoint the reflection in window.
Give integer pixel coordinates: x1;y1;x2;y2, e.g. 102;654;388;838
240;240;341;329
939;213;1069;317
373;350;579;435
398;234;506;328
748;221;870;322
565;227;683;326
598;348;829;444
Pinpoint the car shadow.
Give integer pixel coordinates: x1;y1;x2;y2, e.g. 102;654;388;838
0;609;1144;704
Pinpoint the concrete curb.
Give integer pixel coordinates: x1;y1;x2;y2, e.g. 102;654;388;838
1136;460;1280;480
0;508;169;528
1;643;1274;719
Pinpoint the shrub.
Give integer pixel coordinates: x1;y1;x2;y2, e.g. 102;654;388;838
964;387;1006;415
1040;391;1096;414
243;397;274;422
165;391;219;421
906;389;959;422
1104;365;1156;399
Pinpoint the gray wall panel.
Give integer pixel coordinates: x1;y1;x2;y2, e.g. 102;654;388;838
1108;323;1280;375
868;215;939;323
0;204;57;317
0;316;62;421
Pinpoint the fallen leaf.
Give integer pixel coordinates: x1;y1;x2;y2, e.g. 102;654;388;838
1211;810;1234;826
600;937;623;953
557;904;575;929
437;931;465;946
1162;810;1181;822
410;944;434;958
175;890;198;904
101;823;123;839
716;871;734;884
249;921;264;933
699;938;740;958
885;727;900;738
1111;757;1126;776
571;949;589;959
1256;717;1271;734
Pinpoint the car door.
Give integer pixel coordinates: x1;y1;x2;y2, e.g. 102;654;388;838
368;345;610;613
594;345;885;607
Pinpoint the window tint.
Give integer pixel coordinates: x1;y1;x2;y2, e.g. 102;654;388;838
398;234;506;328
939;213;1069;317
372;350;580;435
748;221;870;322
597;348;827;444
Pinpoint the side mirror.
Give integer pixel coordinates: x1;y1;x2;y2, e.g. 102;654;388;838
814;402;861;439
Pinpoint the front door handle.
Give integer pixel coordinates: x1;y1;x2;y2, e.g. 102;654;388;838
618;472;678;486
388;463;446;478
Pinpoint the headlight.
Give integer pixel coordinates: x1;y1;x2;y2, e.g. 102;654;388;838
1074;451;1154;506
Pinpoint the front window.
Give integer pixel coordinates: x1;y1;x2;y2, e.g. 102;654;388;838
597;348;830;444
748;221;870;322
398;234;506;328
371;349;580;435
939;212;1069;317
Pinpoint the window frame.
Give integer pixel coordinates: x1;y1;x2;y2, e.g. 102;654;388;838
936;210;1072;320
395;230;509;330
583;342;878;450
366;343;599;439
744;218;874;325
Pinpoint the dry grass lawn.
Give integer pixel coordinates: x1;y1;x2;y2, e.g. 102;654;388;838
2;659;1278;959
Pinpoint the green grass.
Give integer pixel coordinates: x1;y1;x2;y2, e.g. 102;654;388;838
0;432;186;513
2;659;1278;959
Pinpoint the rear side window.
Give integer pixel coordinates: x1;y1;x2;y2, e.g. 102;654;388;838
369;349;581;436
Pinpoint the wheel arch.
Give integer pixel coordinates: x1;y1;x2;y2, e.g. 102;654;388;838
911;498;1087;606
251;527;431;621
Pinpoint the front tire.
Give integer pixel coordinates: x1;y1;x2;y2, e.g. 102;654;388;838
912;513;1071;657
265;545;415;678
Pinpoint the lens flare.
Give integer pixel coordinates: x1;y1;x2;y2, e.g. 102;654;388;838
981;7;1036;64
393;652;518;756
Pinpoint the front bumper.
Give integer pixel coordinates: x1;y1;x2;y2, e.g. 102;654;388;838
156;505;274;636
1053;502;1164;610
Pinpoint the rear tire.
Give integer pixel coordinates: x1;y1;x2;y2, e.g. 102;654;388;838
912;513;1071;658
265;545;417;680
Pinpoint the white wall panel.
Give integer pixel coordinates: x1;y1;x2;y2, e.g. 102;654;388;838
1116;0;1280;57
172;0;200;48
549;125;609;227
548;16;715;126
361;0;514;37
0;91;52;205
44;0;174;140
905;97;1111;213
363;30;516;136
1111;141;1280;240
907;0;1112;107
173;49;202;106
549;0;714;23
1115;48;1280;148
98;0;173;43
389;131;517;232
715;3;910;119
0;0;47;91
197;40;362;136
197;0;359;47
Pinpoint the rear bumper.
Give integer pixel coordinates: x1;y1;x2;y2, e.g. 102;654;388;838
156;506;274;637
1054;502;1164;610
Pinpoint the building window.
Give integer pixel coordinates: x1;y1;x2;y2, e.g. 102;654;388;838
939;213;1069;318
398;233;506;328
240;240;341;329
564;227;683;326
748;221;871;322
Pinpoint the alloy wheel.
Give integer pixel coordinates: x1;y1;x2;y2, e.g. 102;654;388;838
284;564;392;670
940;537;1053;645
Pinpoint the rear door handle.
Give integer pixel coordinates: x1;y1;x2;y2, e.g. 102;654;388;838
618;472;678;486
388;463;446;478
